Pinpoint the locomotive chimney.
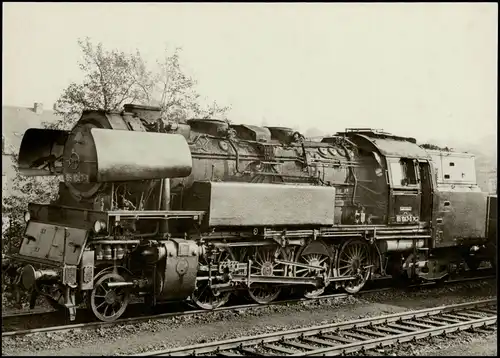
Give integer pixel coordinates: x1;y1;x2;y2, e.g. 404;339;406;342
34;102;43;115
123;103;161;123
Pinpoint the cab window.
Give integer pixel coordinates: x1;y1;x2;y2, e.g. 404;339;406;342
390;158;418;187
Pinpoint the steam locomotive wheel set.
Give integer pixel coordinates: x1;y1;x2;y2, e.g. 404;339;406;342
5;103;496;322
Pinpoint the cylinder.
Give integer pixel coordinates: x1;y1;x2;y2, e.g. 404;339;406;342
378;239;425;253
139;245;167;264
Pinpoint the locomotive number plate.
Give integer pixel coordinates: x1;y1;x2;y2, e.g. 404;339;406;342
396;214;419;223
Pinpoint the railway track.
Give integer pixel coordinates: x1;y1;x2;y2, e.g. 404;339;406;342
1;272;495;338
136;299;497;356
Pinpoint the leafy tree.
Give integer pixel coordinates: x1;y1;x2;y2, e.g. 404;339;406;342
50;38;230;130
150;47;230;122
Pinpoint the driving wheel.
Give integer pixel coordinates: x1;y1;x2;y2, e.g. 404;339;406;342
247;246;287;304
336;239;372;294
191;248;234;310
295;244;331;299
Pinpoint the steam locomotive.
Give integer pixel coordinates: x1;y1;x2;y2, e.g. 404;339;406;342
7;104;496;322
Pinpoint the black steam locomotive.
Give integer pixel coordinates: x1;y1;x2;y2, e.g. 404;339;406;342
7;104;496;322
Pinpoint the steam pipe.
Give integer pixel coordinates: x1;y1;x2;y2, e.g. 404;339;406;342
227;139;243;173
159;178;170;233
91;240;141;245
339;143;358;206
107;282;135;288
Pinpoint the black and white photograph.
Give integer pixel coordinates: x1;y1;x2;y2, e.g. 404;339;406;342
1;2;497;356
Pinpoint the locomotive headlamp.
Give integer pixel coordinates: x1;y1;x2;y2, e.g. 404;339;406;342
23;211;31;223
93;220;107;234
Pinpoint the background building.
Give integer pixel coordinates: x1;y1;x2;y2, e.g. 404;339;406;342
2;102;60;195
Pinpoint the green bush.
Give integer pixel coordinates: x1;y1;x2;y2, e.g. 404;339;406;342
2;156;59;309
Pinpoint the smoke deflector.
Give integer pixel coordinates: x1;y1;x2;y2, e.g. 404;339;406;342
18;128;193;182
89;128;193;182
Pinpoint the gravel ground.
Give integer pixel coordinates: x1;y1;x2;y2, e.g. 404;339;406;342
367;327;497;356
1;280;497;356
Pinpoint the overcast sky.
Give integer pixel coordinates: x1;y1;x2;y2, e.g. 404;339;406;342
2;2;497;144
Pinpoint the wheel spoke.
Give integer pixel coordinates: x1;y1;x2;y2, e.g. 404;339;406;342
96;300;106;309
247;246;284;304
294;246;331;299
318;257;328;264
101;283;110;294
348;246;355;258
90;273;130;322
337;241;371;294
192;249;233;309
354;245;361;258
338;265;352;270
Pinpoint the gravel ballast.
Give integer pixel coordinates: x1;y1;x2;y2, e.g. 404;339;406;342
1;280;497;356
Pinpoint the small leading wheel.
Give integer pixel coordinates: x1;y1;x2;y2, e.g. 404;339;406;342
337;239;372;294
247;246;287;304
89;272;130;322
191;248;234;310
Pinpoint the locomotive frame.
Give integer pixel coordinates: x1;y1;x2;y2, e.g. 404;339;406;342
4;104;496;322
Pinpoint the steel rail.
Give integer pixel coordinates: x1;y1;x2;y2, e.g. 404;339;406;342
1;287;390;337
136;299;497;356
1;265;493;321
1;274;495;337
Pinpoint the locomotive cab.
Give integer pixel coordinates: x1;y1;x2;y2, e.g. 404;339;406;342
339;129;435;226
